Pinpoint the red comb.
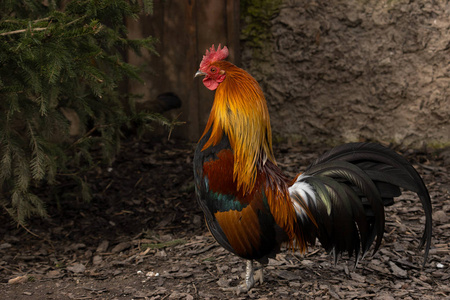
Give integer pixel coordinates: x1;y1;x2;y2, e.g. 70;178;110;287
200;44;229;70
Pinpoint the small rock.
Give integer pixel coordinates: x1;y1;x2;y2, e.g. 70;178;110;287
146;271;159;277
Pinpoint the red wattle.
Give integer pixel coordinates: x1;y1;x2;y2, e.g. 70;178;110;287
203;77;219;90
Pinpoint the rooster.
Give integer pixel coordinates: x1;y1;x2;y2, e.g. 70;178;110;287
193;44;432;293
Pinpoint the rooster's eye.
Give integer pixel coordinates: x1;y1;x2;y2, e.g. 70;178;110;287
210;67;217;73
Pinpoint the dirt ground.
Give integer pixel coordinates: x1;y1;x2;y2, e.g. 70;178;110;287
0;137;449;299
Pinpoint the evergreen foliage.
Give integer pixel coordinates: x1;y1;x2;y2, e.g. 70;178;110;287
0;0;162;225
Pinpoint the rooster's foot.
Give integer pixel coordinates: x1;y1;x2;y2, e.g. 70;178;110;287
222;260;263;295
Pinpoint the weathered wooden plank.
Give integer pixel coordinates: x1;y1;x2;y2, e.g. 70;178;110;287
126;0;240;141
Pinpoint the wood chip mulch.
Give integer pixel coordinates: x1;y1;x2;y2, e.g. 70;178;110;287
0;138;449;299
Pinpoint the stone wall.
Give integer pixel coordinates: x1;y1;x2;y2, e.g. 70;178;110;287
241;0;450;148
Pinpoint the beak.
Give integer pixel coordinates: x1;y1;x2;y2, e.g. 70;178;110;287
194;70;207;78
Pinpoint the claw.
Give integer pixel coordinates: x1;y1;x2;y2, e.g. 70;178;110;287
221;282;251;295
254;266;264;284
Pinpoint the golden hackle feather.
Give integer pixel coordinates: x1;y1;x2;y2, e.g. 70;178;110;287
200;61;275;194
200;61;309;252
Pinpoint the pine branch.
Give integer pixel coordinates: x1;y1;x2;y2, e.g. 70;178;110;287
0;0;165;226
0;27;47;36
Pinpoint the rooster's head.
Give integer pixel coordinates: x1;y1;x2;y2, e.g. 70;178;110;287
195;44;229;91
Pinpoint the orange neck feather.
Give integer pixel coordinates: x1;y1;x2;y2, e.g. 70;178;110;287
200;61;307;250
200;61;276;194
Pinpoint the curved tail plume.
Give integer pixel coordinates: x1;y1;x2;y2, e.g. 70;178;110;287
289;143;432;266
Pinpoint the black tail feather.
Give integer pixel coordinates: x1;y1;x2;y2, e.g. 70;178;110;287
292;142;432;266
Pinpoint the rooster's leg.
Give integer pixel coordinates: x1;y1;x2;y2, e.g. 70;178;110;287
244;260;255;289
222;260;260;294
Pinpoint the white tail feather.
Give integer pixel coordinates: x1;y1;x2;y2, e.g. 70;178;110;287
288;175;316;221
